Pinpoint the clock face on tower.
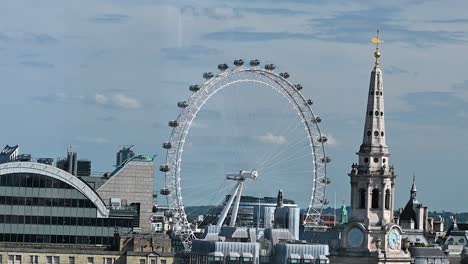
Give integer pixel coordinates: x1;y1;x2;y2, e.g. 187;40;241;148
388;228;401;250
347;227;364;248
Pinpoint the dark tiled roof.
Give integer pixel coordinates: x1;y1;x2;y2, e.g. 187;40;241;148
399;199;417;222
409;247;447;258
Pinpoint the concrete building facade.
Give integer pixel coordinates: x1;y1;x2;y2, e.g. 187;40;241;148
97;158;155;232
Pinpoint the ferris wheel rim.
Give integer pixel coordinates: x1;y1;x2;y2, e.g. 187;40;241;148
161;64;329;251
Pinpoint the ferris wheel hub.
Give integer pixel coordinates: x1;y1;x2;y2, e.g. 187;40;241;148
226;169;258;181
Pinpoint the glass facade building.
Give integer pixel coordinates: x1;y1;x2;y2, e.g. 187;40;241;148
0;165;139;246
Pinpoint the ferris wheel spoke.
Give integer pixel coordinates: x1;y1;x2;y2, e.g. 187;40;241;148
261;151;315;174
254;100;301;167
258;117;300;167
258;133;310;171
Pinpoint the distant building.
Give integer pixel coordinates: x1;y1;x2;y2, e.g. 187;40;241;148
116;146;135;167
220;194;297;228
395;176;445;246
37;158;54;166
56;150;92;177
0;145;19;164
192;226;329;264
77;159;92;176
408;247;449;264
443;218;468;255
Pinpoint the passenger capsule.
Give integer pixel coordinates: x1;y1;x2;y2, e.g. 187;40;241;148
162;142;172;149
318;136;328;143
168;121;179;127
160;188;171;196
189;85;200;92
159;165;170;172
177;101;188;108
203;72;214;79
294;84;303;91
279;72;290;79
233;59;244;66
321;178;331;184
264;64;275;70
307;99;313;105
312;117;322;124
218;64;229;71
321;157;331;163
249;59;260;66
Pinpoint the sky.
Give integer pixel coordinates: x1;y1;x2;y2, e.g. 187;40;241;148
1;0;468;212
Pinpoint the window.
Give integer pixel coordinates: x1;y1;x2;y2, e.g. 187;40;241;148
359;189;366;209
385;190;390;210
68;257;75;264
46;256;59;264
160;260;166;264
8;255;21;264
29;256;39;264
373;158;378;163
87;257;94;264
242;257;253;263
374;131;379;137
103;258;114;264
150;260;156;264
139;260;146;264
371;189;379;209
375;111;379;116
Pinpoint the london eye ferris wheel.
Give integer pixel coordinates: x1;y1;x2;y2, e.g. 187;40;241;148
159;59;331;251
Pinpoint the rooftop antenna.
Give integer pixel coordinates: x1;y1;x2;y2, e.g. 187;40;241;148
67;145;79;153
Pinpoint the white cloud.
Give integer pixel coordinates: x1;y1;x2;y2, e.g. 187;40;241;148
323;133;339;146
113;94;142;109
258;132;287;145
95;94;108;105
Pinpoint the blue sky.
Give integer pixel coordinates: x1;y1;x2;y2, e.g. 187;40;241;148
1;0;468;211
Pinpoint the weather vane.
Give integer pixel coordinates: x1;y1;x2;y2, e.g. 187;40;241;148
371;30;383;66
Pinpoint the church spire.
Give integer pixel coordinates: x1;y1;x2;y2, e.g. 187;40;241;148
410;173;417;201
358;30;389;173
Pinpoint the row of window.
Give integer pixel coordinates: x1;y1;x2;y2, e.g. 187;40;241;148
0;214;136;228
368;110;384;117
370;90;383;96
0;196;95;208
366;130;384;137
0;173;76;189
0;233;115;245
363;157;386;164
191;255;254;264
358;189;391;210
2;255;117;264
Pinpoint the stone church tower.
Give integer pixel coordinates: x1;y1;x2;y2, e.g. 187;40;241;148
330;32;412;264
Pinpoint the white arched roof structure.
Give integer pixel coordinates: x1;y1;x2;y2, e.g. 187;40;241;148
0;162;109;218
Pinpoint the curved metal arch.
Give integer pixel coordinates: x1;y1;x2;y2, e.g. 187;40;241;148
163;65;328;250
0;162;110;218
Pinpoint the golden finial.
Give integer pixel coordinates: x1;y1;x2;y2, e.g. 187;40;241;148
371;30;383;66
